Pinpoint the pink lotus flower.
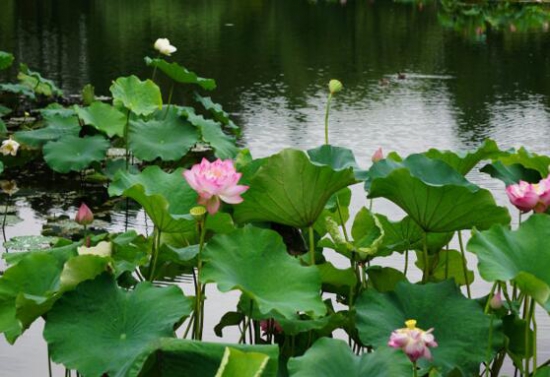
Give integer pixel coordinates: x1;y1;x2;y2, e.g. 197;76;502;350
490;292;503;310
260;319;283;336
372;147;384;162
506;176;550;213
388;319;438;362
75;203;94;226
183;158;249;215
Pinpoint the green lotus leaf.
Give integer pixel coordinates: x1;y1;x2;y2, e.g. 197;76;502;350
0;51;14;70
59;255;111;291
0;83;36;99
201;226;326;318
18;64;62;97
234;149;358;228
481;161;542;186
110;75;162;116
276;312;346;336
75;102;126;138
355;280;503;376
318;262;357;296
365;154;510;232
182;108;237;159
193;93;239;132
43;135;110;173
415;249;474;286
3;242;78;267
108;166;197;233
3;235;58;253
351;207;385;259
0;105;11;117
215;347;270;377
535;367;550;377
307;144;368;180
0;253;62;343
140;339;279;377
44;273;193;377
366;266;407;293
14;113;80;148
145;57;216;90
38;104;76;118
81;83;95;105
467;214;550;311
288;338;410;377
497;147;550;177
423;139;502;175
129;108;199;161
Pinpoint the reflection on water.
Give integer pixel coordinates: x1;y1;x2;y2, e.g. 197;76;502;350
0;0;550;375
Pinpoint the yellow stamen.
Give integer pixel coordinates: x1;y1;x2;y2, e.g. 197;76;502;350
405;319;417;330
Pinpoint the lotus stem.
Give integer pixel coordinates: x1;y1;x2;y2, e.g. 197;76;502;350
239;301;254;344
458;231;471;298
308;226;315;266
324;93;333;145
151;53;160;81
421;232;429;283
163;83;174;120
530;298;537;374
47;348;52;377
524;296;531;376
403;250;409;276
194;216;207;340
124;109;131;171
148;227;161;281
2;197;9;251
412;361;418;377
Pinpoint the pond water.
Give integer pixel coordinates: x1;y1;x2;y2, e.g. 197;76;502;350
0;0;550;375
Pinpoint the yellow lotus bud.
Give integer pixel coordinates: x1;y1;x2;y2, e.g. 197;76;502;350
328;79;343;94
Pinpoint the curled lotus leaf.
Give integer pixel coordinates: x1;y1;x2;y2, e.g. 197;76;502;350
110;75;162;116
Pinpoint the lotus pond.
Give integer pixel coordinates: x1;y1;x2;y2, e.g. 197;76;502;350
1;0;550;376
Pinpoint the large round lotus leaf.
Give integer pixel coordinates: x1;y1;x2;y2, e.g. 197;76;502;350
108;166;197;233
145;57;216;90
110;75;162;116
0;51;14;70
365;154;510;232
43;135;110;173
201;226;326;318
140;339;279;377
44;273;192;377
75;102;126;138
193;93;239;132
14;113;80;148
497;147;550;176
307;144;368;180
129;109;199;161
355;280;503;376
0;253;62;343
215;347;270;377
468;214;550;311
422;139;502;176
234;149;358;228
183;108;237;159
18;64;63;97
288;338;410;377
480;161;542;186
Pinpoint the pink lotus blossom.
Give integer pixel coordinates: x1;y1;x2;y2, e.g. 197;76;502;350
388;319;438;362
75;203;94;226
506;176;550;213
372;147;384;162
183;158;249;215
260;319;283;336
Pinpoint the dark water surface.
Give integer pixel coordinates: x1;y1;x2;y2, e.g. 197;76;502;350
0;0;550;375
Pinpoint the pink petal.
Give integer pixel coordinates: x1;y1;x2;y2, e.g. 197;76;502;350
220;185;249;204
183;170;200;191
205;196;221;215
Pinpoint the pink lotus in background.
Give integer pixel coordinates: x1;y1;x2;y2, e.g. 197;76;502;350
490;292;503;310
75;203;94;226
372;147;384;162
183;158;249;215
388;319;438;362
506;176;550;213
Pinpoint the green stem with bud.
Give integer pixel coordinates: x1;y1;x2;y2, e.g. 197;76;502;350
324;93;333;145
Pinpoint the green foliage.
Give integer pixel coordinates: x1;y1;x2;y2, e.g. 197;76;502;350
44;274;192;377
17;64;63;97
14;113;80;147
110;75;162;116
201;226;326;318
356;280;504;376
43;135;110;173
215;347;270;377
0;51;14;71
75;102;126;138
145;57;216;90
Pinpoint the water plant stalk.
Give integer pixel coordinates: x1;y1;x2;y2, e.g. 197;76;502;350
421;232;429;283
324;93;333;145
530;298;537;374
124;109;131;171
308;226;315;266
47;348;52;377
147;227;162;281
412;361;418;377
524;296;531;376
194;216;208;340
163;83;175;119
457;231;471;298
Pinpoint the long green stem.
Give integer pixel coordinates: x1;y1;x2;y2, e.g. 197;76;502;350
458;231;471;298
194;217;207;340
530;298;537;374
151;53;161;81
412;361;418;377
148;227;161;281
163;83;174;119
47;348;52;377
124;109;131;171
308;226;315;266
403;250;409;276
524;296;531;376
324;93;333;145
422;232;429;283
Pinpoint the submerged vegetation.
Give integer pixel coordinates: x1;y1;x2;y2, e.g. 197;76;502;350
1;12;550;375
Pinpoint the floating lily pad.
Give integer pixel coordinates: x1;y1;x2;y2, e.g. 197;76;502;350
109;166;197;233
355;280;503;376
75;102;126;138
129;109;199;161
234;149;357;228
0;83;35;99
288;338;410;377
44;273;193;377
3;235;58;253
145;57;216;90
365;154;510;232
43;135;110;173
201;226;326;318
468;214;550;311
15;113;80;148
110;75;162;116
